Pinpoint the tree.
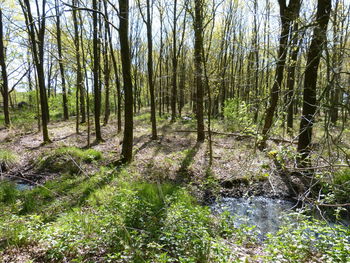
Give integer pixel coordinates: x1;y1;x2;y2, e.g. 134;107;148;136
20;0;51;143
72;0;85;125
55;0;69;120
193;0;205;142
119;0;134;163
93;0;103;142
259;0;301;149
103;4;111;126
0;8;10;127
297;0;331;165
137;0;157;139
72;0;84;133
170;0;178;122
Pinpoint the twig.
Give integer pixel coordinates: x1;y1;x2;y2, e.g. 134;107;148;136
286;164;349;171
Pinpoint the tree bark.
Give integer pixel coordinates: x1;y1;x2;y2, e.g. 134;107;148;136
170;0;178;122
194;0;205;142
297;0;331;165
259;0;301;149
119;0;133;163
21;0;50;143
93;0;103;142
55;0;69;120
0;9;10;127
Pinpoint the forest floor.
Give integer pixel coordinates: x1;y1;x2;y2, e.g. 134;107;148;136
0;111;306;200
0;111;349;262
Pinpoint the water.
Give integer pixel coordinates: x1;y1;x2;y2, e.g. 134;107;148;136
211;196;295;236
15;182;33;191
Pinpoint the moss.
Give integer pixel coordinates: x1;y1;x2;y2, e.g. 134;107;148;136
35;147;102;174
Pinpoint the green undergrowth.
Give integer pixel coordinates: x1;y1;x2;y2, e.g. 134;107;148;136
264;213;350;262
0;167;241;262
0;149;18;171
0;164;349;262
34;146;102;174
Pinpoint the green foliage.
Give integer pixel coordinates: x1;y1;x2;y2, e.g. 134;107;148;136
223;98;256;133
0;181;19;203
264;213;350;262
1;162;349;262
48;92;76;118
0;149;18;171
332;168;350;203
35;146;102;174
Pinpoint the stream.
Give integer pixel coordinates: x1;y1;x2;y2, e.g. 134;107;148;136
211;196;350;239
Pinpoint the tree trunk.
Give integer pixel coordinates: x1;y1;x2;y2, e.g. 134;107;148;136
259;0;301;149
286;22;301;134
21;0;50;143
171;0;178;122
72;0;85;124
119;0;133;163
194;0;205;142
297;0;331;165
55;0;69;120
93;0;103;142
103;18;110;126
145;0;157;139
0;9;10;127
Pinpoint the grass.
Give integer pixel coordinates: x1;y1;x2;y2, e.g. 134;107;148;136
1;108;350;262
34;146;102;174
0;149;18;171
1;162;349;262
0;166;239;262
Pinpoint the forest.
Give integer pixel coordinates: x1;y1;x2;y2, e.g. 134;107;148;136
0;0;349;262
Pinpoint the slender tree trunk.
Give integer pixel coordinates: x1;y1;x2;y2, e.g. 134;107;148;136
286;22;302;134
119;0;133;163
104;0;121;133
170;0;178;122
158;8;163;117
103;20;111;126
0;9;10;127
21;0;50;143
297;0;331;165
55;0;69;120
259;0;301;149
145;0;157;139
194;0;205;142
93;0;103;142
72;0;85;124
